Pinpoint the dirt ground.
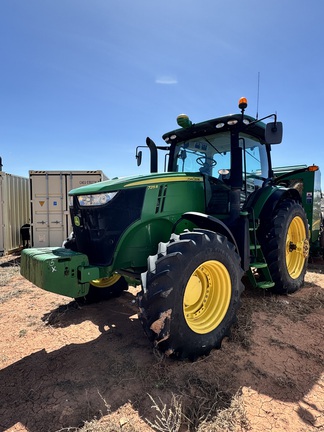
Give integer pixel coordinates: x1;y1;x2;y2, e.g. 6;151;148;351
0;255;323;432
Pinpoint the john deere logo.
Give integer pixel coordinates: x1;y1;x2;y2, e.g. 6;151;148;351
74;216;81;227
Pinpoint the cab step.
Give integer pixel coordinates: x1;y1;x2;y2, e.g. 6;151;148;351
256;281;275;289
247;212;275;290
250;262;268;269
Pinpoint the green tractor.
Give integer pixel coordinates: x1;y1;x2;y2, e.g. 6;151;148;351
21;98;322;360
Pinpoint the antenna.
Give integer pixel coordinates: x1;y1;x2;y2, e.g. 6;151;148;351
256;72;260;120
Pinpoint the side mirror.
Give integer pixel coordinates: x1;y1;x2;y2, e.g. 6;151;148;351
136;148;142;166
265;121;283;144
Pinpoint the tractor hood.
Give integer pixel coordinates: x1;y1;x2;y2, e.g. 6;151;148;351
68;171;203;196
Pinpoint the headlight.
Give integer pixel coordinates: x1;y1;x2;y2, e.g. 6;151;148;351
76;191;118;206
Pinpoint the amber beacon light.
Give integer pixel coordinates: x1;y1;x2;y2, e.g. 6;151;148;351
238;97;248;110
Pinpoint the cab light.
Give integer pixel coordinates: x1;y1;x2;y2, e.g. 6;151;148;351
77;192;118;206
227;119;238;126
308;165;319;172
215;122;225;129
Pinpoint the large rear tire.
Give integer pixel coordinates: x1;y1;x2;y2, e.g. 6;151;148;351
138;229;244;360
259;199;309;294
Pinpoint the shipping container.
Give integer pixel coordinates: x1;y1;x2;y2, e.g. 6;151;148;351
0;172;30;255
30;170;107;247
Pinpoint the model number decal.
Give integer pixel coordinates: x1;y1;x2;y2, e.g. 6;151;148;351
148;185;158;190
186;177;203;182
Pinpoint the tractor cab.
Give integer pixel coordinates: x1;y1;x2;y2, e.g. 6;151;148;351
165;117;269;213
140;98;282;221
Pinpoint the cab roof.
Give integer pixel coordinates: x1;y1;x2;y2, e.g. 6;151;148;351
162;114;267;146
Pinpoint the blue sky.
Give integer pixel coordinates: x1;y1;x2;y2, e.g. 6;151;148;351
1;0;323;189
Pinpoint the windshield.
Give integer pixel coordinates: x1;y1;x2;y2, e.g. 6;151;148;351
173;131;267;181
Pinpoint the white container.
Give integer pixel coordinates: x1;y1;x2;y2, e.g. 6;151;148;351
0;172;30;255
29;170;107;247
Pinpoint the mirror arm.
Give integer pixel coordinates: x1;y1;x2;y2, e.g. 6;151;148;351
247;113;277;128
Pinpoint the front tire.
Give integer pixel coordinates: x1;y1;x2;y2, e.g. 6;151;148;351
259;199;309;294
76;274;128;304
138;229;244;360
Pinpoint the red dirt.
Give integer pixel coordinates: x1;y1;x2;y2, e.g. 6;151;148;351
0;255;323;432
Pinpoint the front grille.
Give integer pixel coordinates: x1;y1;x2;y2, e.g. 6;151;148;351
70;188;146;266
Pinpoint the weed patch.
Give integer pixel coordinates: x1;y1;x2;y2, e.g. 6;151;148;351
0;262;20;287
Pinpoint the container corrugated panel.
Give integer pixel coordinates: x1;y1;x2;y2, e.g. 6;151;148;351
29;170;107;247
0;172;30;255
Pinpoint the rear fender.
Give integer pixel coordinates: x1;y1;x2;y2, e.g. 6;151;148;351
258;188;301;223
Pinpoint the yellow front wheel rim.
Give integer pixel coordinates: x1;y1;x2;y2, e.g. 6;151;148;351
91;274;121;288
286;216;308;279
183;260;232;334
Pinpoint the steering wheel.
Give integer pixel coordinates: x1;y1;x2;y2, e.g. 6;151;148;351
246;173;266;181
196;156;217;167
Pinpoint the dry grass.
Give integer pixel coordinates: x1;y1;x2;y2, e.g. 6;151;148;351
145;387;249;432
230;280;324;350
53;279;323;432
196;389;249;432
55;394;144;432
3;255;323;432
0;287;29;304
0;257;27;303
146;393;182;432
180;376;231;430
52;368;250;432
0;261;20;286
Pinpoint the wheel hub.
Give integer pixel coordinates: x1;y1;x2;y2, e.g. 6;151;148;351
286;216;308;279
183;260;231;334
184;275;203;306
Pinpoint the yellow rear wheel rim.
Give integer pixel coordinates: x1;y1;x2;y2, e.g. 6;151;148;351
286;216;308;279
183;260;231;334
91;274;121;288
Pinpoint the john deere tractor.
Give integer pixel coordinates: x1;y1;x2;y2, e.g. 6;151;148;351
21;98;322;360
